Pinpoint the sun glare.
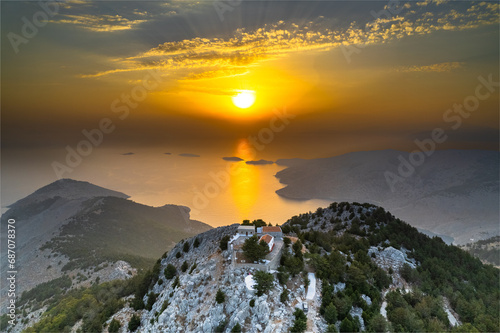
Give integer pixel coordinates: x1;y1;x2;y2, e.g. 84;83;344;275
232;90;256;109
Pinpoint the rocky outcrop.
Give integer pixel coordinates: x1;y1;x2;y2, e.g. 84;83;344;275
131;225;309;332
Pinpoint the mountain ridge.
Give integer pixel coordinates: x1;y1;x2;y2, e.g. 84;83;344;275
0;179;211;315
8;202;499;333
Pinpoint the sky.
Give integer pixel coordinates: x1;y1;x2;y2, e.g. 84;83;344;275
1;0;499;206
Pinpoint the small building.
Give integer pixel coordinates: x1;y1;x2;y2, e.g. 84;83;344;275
262;226;283;239
237;225;256;237
259;234;275;252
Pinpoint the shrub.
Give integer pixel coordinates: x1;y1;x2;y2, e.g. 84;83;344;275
145;292;157;311
108;319;121;333
339;317;354;333
215;289;226;304
280;289;289;303
181;261;189;272
160;300;169;313
254;270;274;296
291;309;307;333
324;303;338;324
183;242;190;253
164;264;177;279
193;238;200;248
128;314;141;332
214;320;227;333
242;236;268;262
220;235;231;251
231;323;242;332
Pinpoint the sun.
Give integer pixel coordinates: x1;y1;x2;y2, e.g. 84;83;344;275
232;90;256;109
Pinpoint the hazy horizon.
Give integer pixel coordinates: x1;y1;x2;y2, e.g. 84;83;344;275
2;0;499;225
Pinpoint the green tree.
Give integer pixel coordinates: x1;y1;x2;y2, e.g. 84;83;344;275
164;264;177;279
242;236;269;262
368;314;387;333
283;237;292;247
254;270;274;296
324;302;338;324
293;240;303;257
183;241;190;253
283;255;304;277
334;295;353;319
373;267;391;290
145;292;157;311
326;324;338;333
277;266;290;285
452;323;480;332
220;235;231;251
108;318;121;333
215;289;226;304
181;261;189;272
214;320;227;333
252;219;267;227
128;314;141;332
339;317;354;333
280;288;289;303
291;309;307;333
231;323;242;332
193;237;200;248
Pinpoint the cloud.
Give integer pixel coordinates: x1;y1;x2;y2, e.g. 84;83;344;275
49;14;146;32
59;0;93;9
79;2;498;80
396;62;465;73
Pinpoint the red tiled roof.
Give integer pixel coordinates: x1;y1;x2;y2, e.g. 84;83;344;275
262;226;282;232
259;234;274;244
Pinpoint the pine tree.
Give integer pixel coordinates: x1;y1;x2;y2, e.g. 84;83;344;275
215;289;225;304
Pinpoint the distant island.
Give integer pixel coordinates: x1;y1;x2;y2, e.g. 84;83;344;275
275;149;499;245
246;159;274;165
222;157;244;162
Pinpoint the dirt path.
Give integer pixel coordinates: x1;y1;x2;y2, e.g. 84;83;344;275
306;278;321;332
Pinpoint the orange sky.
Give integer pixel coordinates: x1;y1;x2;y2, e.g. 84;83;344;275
2;0;498;157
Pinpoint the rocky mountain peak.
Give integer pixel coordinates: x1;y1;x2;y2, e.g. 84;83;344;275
8;179;129;209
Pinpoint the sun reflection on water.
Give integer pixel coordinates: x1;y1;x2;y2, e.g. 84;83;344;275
230;139;260;222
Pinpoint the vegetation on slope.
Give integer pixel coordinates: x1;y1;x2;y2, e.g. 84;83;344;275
283;202;499;332
15;202;499;333
40;196;207;271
